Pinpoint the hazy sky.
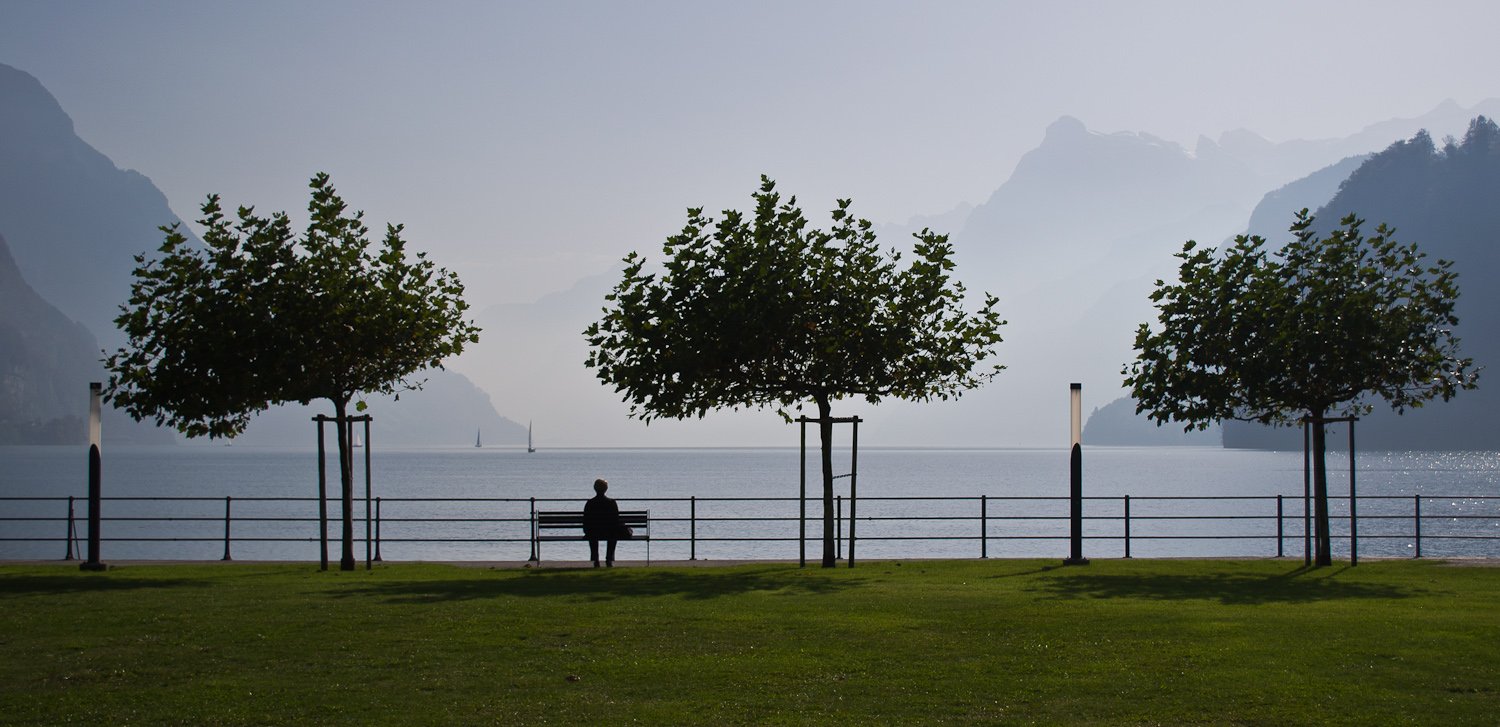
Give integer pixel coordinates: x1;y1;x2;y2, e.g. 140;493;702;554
7;0;1498;309
6;1;1500;447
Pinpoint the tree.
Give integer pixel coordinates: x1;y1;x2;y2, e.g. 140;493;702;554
585;176;1006;567
1125;211;1477;565
105;173;480;570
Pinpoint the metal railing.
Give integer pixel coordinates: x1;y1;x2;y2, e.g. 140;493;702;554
3;493;1499;563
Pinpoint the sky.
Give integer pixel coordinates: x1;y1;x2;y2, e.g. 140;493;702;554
5;0;1500;446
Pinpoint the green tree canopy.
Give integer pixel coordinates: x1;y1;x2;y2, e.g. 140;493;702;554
586;176;1006;566
106;173;479;569
1125;210;1477;564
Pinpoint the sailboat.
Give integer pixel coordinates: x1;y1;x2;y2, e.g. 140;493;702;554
527;421;536;453
475;428;482;448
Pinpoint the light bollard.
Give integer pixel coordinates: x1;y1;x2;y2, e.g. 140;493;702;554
1063;383;1089;565
81;382;108;571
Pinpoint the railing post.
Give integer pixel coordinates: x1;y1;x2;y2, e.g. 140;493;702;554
690;496;697;561
221;496;233;561
1123;495;1131;559
64;496;77;561
1276;495;1284;558
980;495;988;559
374;497;383;562
1414;494;1422;559
528;497;538;562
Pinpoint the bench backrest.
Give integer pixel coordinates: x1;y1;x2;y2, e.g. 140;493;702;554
536;510;650;530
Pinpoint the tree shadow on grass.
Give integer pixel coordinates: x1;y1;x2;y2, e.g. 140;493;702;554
1025;565;1429;605
339;567;867;604
0;574;209;598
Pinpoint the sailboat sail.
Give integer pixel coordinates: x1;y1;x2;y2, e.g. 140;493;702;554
475;429;481;448
527;421;536;453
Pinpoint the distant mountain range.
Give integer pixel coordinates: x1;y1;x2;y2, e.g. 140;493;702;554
1089;117;1500;450
0;231;98;442
451;99;1500;447
8;57;1497;450
928;101;1500;449
0;62;522;447
1221;118;1500;450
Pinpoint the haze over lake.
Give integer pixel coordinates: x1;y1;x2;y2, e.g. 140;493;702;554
5;2;1500;450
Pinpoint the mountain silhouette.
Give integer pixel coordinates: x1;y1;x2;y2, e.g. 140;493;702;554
0;63;521;448
1224;118;1500;450
941;106;1496;448
0;232;100;442
0;63;189;348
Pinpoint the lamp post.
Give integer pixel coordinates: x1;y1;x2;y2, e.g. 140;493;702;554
80;382;107;571
1064;383;1089;565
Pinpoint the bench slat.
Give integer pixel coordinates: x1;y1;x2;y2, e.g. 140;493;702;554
533;509;652;565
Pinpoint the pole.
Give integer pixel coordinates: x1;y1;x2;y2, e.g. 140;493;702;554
1064;383;1089;565
1414;495;1422;558
221;496;233;561
1302;420;1311;567
848;417;859;568
528;497;538;562
81;382;107;571
364;416;373;570
836;495;843;561
374;496;384;562
799;418;807;568
1276;495;1284;558
64;496;77;561
980;495;988;559
316;416;329;571
1348;418;1358;566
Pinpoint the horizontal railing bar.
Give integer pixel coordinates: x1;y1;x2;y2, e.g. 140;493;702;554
8;490;1500;563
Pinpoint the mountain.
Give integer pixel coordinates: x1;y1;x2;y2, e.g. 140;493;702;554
0;63;192;348
1225;118;1500;450
0;63;517;448
216;368;528;448
872;202;975;251
924;105;1494;448
0;231;176;445
955;116;1263;289
0;232;98;443
1081;397;1219;447
449;102;1500;448
1242;155;1371;241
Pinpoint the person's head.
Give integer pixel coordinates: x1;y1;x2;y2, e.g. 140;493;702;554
594;478;608;495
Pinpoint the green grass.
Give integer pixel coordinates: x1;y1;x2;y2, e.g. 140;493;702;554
3;559;1498;725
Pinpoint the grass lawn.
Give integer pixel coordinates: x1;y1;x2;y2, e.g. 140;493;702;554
2;558;1498;724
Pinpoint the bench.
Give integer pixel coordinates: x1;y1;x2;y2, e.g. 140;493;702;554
533;510;651;565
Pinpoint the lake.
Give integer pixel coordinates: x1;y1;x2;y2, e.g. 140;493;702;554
3;445;1499;563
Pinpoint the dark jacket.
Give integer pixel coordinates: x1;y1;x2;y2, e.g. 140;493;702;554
582;494;622;539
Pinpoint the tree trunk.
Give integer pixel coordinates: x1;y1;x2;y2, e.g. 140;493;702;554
1311;411;1332;567
817;395;837;568
335;398;356;571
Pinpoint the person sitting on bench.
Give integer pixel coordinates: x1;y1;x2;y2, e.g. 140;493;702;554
583;478;629;567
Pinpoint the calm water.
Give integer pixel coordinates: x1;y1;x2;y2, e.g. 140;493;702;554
3;445;1499;562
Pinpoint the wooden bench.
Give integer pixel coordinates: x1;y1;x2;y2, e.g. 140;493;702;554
533;510;651;565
